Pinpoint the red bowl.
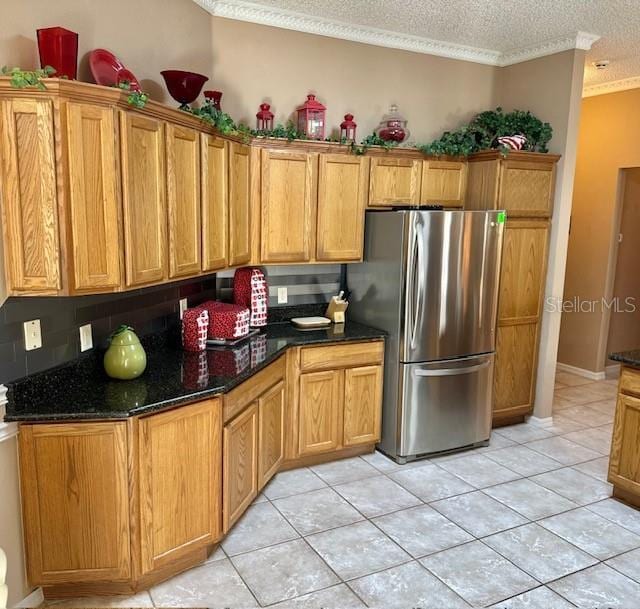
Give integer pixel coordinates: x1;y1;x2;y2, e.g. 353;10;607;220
161;70;208;106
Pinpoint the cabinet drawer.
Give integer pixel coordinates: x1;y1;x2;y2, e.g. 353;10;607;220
620;367;640;398
300;341;384;372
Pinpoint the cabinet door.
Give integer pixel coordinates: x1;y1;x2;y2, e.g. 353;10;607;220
493;219;549;422
609;393;640;495
368;157;421;206
316;154;368;262
298;370;342;456
464;160;500;211
421;160;467;207
65;103;122;292
139;399;222;573
0;98;60;293
201;134;228;271
498;160;556;217
120;112;167;286
260;149;316;263
166;124;201;278
258;380;285;489
223;402;258;531
228;142;251;267
343;365;383;446
19;422;131;584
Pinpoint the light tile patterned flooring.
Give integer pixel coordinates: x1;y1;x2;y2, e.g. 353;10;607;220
48;371;640;608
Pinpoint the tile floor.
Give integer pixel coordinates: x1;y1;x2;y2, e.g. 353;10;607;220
47;371;640;608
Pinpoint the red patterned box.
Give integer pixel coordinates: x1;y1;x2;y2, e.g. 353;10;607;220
201;301;250;340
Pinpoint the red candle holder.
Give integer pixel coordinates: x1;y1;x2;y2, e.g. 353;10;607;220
37;27;78;80
297;94;326;140
340;113;357;142
256;103;274;131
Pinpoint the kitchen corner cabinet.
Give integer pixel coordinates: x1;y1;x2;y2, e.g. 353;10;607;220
228;142;251;267
609;367;640;505
368;157;422;206
465;151;559;425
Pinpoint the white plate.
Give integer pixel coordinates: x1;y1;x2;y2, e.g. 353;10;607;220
291;316;332;328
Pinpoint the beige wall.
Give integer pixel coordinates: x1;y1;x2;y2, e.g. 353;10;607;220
497;50;586;418
0;434;29;607
607;168;640;355
0;0;213;103
210;17;499;142
559;88;640;372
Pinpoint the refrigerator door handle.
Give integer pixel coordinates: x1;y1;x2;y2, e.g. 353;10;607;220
410;218;425;350
413;360;491;377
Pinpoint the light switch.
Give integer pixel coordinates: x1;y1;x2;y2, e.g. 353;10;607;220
179;298;188;319
23;320;42;351
79;324;93;352
277;287;288;304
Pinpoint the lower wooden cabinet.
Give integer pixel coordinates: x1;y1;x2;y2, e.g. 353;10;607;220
223;402;259;531
609;390;640;497
139;400;222;573
343;365;383;446
258;380;285;488
19;422;132;584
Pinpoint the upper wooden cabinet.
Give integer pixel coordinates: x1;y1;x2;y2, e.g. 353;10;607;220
0;98;60;293
421;160;467;207
120;112;167;287
368;157;422;206
166;125;201;279
64;102;122;292
228;142;251;267
201;134;228;272
317;154;368;261
260;149;316;263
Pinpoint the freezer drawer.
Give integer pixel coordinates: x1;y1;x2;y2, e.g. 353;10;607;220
397;354;493;460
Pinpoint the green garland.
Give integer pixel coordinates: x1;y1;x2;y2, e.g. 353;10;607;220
1;65;56;89
115;81;149;109
420;107;552;157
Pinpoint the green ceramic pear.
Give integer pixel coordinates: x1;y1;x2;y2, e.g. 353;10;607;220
104;325;147;380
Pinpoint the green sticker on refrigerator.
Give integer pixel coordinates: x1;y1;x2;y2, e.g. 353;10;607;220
497;211;506;223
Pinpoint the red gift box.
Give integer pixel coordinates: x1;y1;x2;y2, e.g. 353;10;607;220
201;301;250;340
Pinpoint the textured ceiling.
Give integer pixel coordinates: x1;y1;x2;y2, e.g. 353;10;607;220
225;0;640;89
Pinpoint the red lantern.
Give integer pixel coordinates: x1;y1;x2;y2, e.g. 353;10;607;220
340;113;357;142
297;94;326;140
37;27;79;80
256;103;274;131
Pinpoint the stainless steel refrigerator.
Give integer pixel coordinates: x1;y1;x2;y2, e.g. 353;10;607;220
349;209;504;462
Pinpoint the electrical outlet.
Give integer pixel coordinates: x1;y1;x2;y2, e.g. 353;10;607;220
277;287;288;304
179;298;188;319
79;324;93;352
23;320;42;351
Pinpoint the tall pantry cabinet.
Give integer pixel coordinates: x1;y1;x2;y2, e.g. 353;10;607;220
465;151;560;425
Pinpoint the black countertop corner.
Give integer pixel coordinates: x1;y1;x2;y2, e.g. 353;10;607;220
5;321;385;423
609;349;640;368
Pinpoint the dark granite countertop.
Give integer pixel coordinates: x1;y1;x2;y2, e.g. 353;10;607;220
5;321;385;422
609;350;640;368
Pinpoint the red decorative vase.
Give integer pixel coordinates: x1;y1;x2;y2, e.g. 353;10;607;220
204;90;223;110
376;105;410;144
37;27;78;79
161;70;209;108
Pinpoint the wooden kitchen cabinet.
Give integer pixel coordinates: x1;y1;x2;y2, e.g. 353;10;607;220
257;380;285;488
138;399;222;573
223;402;259;531
166;124;201;279
64;102;122;292
343;365;383;446
0;98;60;293
228;142;251;267
298;370;343;456
19;422;131;584
120;112;167;287
201;134;228;271
260;149;316;263
316;154;368;261
421;160;467;207
368;157;421;206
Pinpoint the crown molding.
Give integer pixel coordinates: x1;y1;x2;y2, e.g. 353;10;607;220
583;76;640;98
196;0;599;67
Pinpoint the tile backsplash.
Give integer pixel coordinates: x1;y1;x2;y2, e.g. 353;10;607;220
0;277;216;385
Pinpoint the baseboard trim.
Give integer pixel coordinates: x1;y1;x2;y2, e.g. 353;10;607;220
606;363;621;379
15;587;43;608
528;415;554;427
556;362;605;381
